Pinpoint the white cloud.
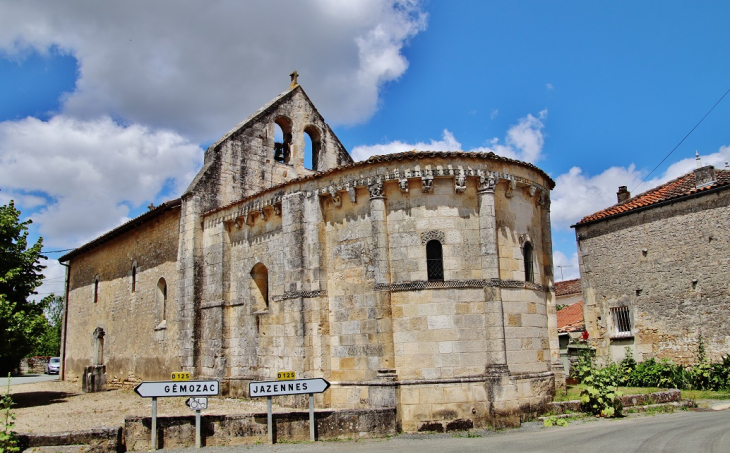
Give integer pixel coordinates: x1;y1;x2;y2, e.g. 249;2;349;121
546;83;554;90
0;0;427;141
490;109;499;119
550;147;730;231
351;110;548;163
0;116;202;247
553;250;579;281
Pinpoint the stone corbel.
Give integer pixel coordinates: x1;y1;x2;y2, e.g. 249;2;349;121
399;177;409;193
454;172;466;193
528;185;537;198
259;207;267;221
505;179;517;198
368;178;384;199
478;174;499;193
347;186;357;204
327;186;342;207
537;190;549;208
421;173;433;193
273;203;281;216
246;211;255;226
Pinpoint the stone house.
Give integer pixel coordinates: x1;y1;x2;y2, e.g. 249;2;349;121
555;279;584;373
573;163;730;365
60;75;562;431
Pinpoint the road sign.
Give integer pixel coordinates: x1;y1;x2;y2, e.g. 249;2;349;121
277;371;295;380
134;380;219;398
186;397;208;410
249;378;330;398
171;372;191;381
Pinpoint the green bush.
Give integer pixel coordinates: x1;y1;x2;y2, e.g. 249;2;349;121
580;366;623;417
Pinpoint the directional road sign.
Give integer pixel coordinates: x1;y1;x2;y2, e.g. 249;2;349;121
249;378;330;398
134;380;219;398
186;397;208;410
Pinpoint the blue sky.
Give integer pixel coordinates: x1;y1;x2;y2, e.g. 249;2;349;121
1;1;729;295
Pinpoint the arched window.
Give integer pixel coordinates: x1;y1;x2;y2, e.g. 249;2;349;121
94;277;100;303
523;242;534;282
426;240;444;282
251;263;269;311
303;125;321;170
274;117;293;164
131;265;137;292
157;278;167;322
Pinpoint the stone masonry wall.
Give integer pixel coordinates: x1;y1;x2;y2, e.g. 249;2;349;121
65;208;181;382
577;188;730;364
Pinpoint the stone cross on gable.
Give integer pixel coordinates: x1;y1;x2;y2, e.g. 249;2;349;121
290;70;299;87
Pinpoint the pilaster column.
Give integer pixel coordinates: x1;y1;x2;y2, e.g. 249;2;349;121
478;175;508;373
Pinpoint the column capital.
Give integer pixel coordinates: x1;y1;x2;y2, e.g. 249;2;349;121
478;174;499;193
368;179;385;199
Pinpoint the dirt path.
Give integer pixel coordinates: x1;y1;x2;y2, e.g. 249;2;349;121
8;380;273;434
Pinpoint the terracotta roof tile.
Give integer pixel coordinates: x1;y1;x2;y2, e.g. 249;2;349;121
575;169;730;226
557;301;584;333
554;278;581;297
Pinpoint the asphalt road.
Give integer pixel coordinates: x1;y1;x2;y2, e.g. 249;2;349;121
5;374;59;386
164;409;730;453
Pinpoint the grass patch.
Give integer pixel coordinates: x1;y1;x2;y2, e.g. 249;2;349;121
556;386;730;402
682;389;730;400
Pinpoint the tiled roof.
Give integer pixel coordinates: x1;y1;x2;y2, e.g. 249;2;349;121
557;301;584;333
555;278;581;297
575;168;730;226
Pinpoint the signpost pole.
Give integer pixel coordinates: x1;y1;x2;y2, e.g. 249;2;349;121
309;393;315;441
151;397;157;451
195;409;201;448
267;396;273;444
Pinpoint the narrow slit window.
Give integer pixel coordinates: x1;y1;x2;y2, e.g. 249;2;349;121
611;306;633;339
94;278;99;303
426;240;444;282
157;278;167;322
523;242;534;282
251;263;269;311
131;266;137;292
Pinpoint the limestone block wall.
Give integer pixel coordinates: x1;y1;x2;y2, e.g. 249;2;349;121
64;208;181;382
576;188;730;364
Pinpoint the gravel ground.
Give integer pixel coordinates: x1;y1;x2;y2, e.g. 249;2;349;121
7;380;274;434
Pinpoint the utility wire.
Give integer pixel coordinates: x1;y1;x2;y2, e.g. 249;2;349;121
633;86;730;193
41;248;74;253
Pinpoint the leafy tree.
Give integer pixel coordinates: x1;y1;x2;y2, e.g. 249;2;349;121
30;294;64;357
0;200;47;375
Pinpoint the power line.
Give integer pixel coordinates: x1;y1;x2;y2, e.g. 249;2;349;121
633;86;730;193
41;248;74;253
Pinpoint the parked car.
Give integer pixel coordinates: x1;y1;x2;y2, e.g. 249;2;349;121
45;357;61;375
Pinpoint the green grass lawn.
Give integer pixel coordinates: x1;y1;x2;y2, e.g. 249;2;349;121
553;385;730;402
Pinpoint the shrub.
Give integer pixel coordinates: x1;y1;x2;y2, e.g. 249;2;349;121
580;366;623;417
0;375;19;453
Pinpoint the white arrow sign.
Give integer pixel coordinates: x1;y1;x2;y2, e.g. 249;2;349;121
186;397;208;410
249;378;330;398
134;380;219;398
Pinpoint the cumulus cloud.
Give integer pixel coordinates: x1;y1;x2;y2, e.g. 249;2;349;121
351;110;548;163
550;147;730;230
0;0;427;141
0;116;202;247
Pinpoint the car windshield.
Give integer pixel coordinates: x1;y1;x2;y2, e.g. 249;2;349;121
50;358;60;363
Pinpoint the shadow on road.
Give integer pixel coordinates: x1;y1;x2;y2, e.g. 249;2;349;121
10;391;76;409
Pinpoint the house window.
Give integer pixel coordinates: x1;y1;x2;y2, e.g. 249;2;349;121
251;263;269;311
523;242;534;282
131;265;137;292
426;240;444;281
611;306;632;339
157;278;167;322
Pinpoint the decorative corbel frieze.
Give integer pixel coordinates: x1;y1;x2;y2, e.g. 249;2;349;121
399;177;409;193
454;172;466;193
327;186;342;207
505;179;517;198
368;178;384;199
478;174;499;193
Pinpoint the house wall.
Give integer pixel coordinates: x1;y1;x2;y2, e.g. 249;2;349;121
64;208;181;383
576;188;730;364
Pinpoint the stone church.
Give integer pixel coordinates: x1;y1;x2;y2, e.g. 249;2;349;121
60;74;562;431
